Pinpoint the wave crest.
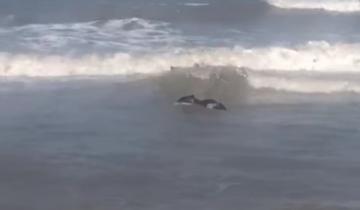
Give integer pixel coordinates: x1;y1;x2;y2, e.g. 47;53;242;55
0;41;360;93
0;18;183;53
267;0;360;12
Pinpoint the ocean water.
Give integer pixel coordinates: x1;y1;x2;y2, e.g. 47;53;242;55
1;0;360;210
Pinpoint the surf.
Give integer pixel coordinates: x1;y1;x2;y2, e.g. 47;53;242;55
266;0;360;12
0;41;360;94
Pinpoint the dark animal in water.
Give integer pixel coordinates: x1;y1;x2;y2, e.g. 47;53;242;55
174;95;227;111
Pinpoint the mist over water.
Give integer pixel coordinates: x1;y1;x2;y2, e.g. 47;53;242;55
1;0;360;210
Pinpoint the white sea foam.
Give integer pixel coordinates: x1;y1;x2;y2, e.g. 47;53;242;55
0;41;360;93
249;74;360;93
0;18;183;53
267;0;360;12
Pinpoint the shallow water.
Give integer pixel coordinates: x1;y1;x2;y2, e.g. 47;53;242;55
1;0;360;209
0;79;359;210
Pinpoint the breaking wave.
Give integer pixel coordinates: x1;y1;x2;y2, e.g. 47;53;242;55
267;0;360;13
0;41;360;94
0;18;184;53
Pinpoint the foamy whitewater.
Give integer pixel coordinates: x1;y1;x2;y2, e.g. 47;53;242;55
1;1;360;210
1;17;360;94
267;0;360;12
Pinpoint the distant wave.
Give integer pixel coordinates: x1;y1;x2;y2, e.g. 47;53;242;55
0;41;360;93
266;0;360;12
0;18;183;53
